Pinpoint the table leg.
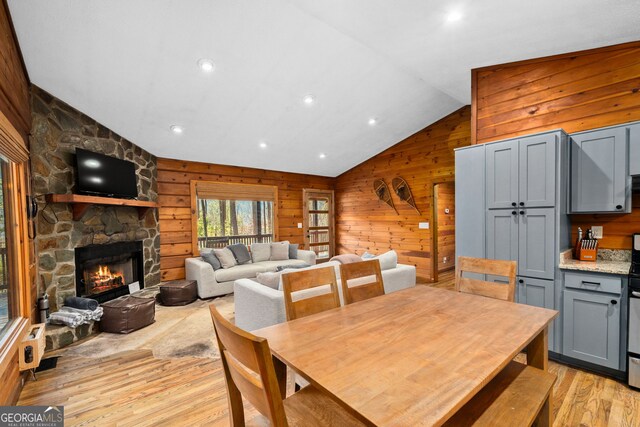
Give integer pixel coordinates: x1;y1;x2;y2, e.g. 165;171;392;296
272;355;287;399
528;326;552;427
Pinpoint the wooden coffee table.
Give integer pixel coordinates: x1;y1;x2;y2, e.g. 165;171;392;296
255;286;558;426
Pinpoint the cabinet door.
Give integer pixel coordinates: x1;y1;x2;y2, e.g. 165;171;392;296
455;146;485;261
486;140;519;209
518;277;554;350
518;208;555;279
630;123;640;176
563;289;620;369
519;134;556;208
486;210;518;263
570;127;628;212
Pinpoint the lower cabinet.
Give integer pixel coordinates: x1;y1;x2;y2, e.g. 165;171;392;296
562;289;621;370
518;277;555;351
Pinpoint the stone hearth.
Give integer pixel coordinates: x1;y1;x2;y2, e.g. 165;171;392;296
30;86;161;312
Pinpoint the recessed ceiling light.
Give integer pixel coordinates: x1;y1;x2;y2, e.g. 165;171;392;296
319;153;326;159
445;10;462;22
368;118;378;126
259;142;268;149
302;94;315;105
197;58;215;72
170;125;184;134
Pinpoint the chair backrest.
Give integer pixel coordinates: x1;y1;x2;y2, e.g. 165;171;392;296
209;305;287;426
282;266;341;321
455;256;517;302
339;259;384;305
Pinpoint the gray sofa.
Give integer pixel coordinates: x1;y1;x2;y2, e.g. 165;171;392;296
234;260;417;331
185;248;316;299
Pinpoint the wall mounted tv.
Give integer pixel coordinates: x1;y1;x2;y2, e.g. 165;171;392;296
75;149;138;199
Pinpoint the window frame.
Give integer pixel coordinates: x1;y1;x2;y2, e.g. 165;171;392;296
189;180;279;255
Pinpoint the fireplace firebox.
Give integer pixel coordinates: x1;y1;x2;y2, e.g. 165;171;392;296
75;241;144;303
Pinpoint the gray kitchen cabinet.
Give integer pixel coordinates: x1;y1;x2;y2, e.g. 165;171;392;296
519;134;556;208
455;145;485;261
518;276;555;350
630;123;640;176
518;208;555;279
563;289;621;370
486;140;519;209
570;126;629;213
486;209;518;263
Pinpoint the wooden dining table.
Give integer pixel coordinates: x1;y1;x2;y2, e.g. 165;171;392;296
254;286;558;426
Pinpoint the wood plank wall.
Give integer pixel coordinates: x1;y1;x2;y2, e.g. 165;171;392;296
157;158;334;281
435;182;455;273
334;107;471;282
472;41;640;249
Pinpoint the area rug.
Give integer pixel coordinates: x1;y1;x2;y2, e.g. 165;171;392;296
55;294;235;361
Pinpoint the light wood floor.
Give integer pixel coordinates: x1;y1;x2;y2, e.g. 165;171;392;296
18;273;640;426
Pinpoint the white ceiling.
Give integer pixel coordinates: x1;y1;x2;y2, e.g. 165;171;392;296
8;1;640;177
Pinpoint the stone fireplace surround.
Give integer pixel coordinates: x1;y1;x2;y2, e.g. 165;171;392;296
30;86;160;316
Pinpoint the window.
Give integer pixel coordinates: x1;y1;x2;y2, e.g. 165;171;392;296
191;181;278;253
196;199;274;249
0;160;12;335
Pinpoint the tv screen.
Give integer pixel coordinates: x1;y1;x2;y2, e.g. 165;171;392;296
75;149;138;199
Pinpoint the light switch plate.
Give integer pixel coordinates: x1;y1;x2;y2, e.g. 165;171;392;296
419;222;429;229
591;226;603;239
297;223;302;229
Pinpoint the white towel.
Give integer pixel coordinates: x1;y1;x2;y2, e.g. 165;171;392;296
49;311;84;328
61;306;104;323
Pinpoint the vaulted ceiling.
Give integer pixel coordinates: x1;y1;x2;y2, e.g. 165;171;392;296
8;0;640;176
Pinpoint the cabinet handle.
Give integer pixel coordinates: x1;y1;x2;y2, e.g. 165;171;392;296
519;202;525;206
616;205;623;210
581;281;600;286
611;300;617;305
519;211;525;215
512;202;517;207
511;211;517;215
519;279;524;284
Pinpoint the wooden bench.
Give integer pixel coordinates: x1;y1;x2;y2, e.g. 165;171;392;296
443;360;556;426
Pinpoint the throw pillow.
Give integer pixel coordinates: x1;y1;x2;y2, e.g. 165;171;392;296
255;272;281;290
250;243;271;263
361;251;376;259
200;251;222;270
376;250;398;271
213;247;237;269
270;241;290;261
289;243;299;260
276;263;310;271
227;244;252;265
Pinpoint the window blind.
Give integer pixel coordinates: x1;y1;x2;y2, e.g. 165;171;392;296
194;181;277;202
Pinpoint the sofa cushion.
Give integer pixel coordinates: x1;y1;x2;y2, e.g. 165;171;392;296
250;243;271;263
330;254;363;264
214;248;237;269
278;261;342;291
376;250;398;270
200;251;222;271
257;259;308;272
289;244;299;259
255;272;282;289
270;241;290;261
215;263;267;282
228;244;252;265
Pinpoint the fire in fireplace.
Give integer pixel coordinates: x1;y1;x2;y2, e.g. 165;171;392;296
75;241;144;303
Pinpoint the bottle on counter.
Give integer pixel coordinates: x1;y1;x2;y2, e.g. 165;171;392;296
574;227;583;259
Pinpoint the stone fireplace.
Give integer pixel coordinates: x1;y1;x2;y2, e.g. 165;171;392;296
30;86;160;313
75;241;144;303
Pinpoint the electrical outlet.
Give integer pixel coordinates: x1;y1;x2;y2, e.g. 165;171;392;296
591;226;603;239
443;257;448;263
297;223;302;229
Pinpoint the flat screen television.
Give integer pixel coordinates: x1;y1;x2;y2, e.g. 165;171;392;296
75;149;138;199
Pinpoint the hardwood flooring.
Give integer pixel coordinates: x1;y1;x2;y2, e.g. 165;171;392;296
17;275;640;426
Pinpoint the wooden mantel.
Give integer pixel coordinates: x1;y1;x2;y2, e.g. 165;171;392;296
45;194;158;221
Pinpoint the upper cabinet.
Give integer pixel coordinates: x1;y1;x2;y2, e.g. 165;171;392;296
570;126;630;213
630;123;640;176
486;133;556;209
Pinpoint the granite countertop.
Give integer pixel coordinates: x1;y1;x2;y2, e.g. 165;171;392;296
558;249;631;275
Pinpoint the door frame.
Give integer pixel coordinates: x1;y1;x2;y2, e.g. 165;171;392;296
302;189;335;263
430;177;455;283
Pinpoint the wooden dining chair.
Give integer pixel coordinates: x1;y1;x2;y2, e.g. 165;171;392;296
209;305;363;426
455;256;517;302
339;259;384;305
281;266;341;321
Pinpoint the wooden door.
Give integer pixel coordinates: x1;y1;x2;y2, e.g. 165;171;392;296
303;189;335;263
486;139;519;209
518;133;556;208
